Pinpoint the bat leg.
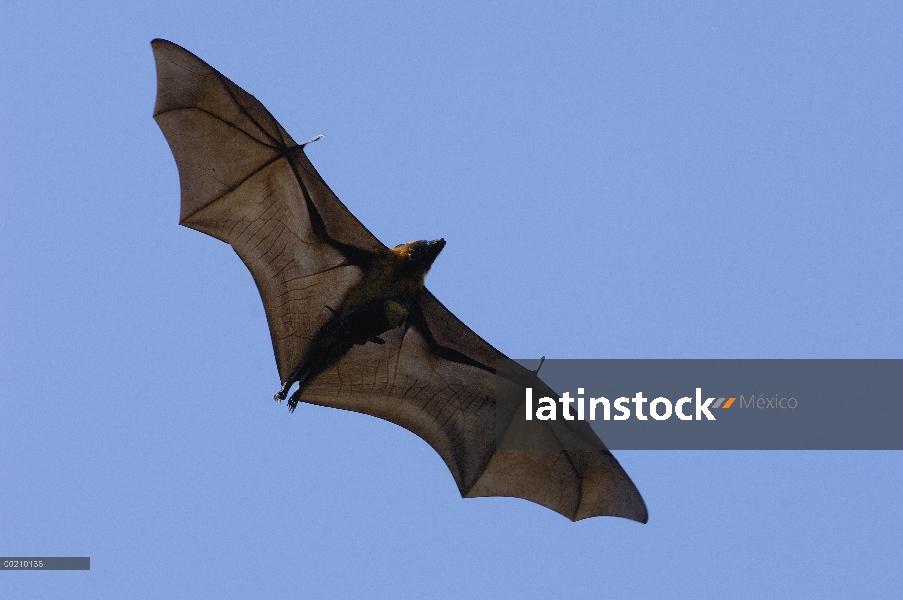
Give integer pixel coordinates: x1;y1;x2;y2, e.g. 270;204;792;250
287;386;305;412
272;378;303;411
273;381;292;402
276;301;402;412
275;350;321;405
281;369;317;412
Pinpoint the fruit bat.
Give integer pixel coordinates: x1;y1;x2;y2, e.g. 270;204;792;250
151;39;648;523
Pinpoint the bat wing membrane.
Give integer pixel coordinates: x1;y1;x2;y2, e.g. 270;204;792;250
152;39;384;382
302;290;648;522
152;39;647;522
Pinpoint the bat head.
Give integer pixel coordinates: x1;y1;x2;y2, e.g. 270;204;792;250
394;239;446;272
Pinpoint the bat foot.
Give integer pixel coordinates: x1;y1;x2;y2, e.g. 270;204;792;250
287;387;303;413
274;380;293;402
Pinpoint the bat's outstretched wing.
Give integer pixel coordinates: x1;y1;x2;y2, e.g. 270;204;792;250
152;39;647;523
297;290;647;522
152;38;384;382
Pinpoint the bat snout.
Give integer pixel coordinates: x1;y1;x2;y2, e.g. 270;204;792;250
421;238;446;262
404;238;445;269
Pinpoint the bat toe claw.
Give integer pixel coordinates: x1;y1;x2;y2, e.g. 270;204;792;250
287;388;303;413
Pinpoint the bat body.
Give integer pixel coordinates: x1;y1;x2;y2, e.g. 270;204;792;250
275;238;448;410
151;39;648;523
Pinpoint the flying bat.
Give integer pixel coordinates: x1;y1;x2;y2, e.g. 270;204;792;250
151;39;648;523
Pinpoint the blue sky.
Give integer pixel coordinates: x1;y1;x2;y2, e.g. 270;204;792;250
1;1;900;597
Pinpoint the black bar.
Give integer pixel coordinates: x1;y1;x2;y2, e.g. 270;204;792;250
1;557;90;570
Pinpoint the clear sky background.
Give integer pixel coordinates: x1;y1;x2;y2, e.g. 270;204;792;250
1;1;901;598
